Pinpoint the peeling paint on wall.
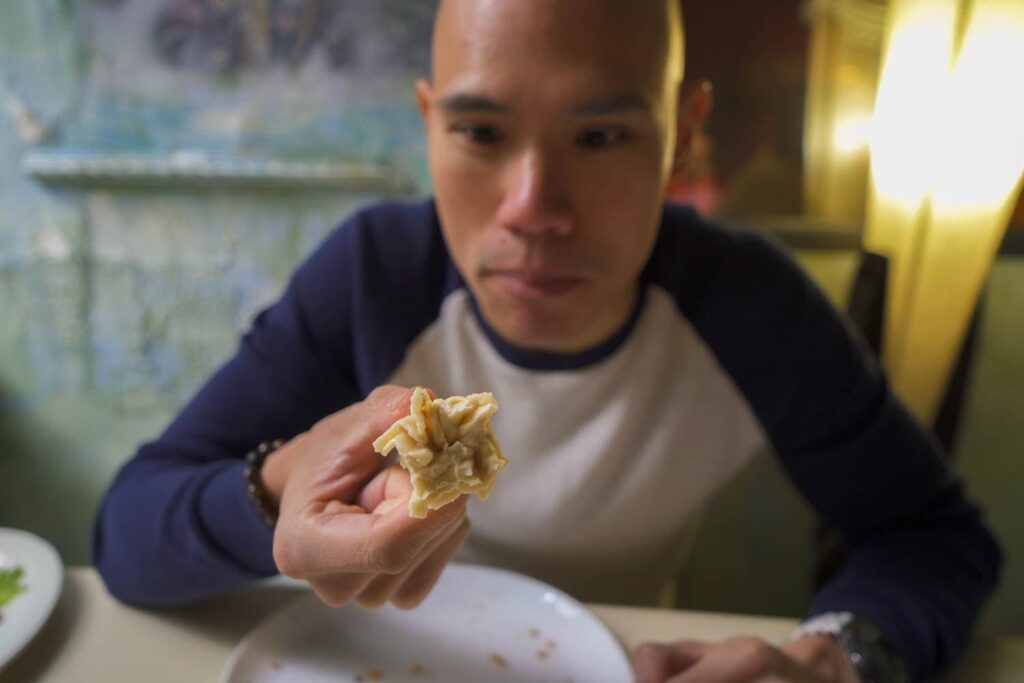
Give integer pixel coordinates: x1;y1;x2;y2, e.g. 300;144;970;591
53;0;437;185
0;1;426;563
3;1;432;417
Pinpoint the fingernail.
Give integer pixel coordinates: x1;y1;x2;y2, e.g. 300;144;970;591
387;388;410;410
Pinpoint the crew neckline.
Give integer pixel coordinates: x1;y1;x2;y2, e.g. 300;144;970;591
465;287;647;372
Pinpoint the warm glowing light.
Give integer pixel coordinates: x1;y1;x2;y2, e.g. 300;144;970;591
832;113;874;155
869;0;957;207
931;2;1024;213
864;0;1024;423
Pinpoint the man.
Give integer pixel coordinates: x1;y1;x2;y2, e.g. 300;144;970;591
94;1;1001;681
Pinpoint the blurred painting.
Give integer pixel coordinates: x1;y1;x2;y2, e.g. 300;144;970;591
59;0;438;173
671;0;809;219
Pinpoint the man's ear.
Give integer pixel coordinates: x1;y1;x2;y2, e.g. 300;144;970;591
415;78;434;120
673;80;713;174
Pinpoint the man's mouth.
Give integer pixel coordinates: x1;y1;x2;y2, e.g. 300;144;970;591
484;269;585;299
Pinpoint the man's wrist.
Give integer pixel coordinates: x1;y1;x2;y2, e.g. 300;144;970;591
247;437;302;523
788;612;910;683
260;437;299;508
782;633;863;683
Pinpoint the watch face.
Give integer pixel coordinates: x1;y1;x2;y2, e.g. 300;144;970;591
839;619;909;683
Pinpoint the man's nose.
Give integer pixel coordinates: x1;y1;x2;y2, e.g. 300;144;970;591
496;150;573;240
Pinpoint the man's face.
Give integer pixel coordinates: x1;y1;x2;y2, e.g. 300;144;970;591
419;0;684;353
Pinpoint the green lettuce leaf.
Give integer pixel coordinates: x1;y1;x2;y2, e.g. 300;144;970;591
0;566;26;609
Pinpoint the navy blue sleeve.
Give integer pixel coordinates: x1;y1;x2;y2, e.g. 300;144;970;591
93;199;452;606
654;206;1002;681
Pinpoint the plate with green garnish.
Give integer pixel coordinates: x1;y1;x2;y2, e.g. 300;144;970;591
0;528;62;671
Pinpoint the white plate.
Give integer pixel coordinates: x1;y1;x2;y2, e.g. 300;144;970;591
222;563;632;683
0;528;63;671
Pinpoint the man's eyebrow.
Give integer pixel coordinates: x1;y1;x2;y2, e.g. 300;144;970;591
572;94;652;116
436;93;512;114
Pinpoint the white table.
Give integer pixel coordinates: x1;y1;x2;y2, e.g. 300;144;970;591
5;568;1022;682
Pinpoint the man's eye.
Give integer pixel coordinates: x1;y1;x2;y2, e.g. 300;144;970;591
453;125;504;145
576;128;628;149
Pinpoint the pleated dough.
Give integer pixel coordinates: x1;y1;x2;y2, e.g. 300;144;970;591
372;387;507;518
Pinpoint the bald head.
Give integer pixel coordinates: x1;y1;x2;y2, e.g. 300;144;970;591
416;0;698;354
430;0;684;94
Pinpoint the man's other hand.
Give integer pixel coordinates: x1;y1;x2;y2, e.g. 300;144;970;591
267;385;470;609
633;634;862;682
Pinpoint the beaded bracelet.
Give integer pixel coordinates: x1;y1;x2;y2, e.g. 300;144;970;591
243;439;285;526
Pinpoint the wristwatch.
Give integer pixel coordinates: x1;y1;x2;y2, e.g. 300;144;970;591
787;612;910;683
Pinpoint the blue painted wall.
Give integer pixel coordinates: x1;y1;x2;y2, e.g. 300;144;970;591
0;0;431;563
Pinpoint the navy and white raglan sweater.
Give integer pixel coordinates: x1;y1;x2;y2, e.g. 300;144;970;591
94;199;1001;680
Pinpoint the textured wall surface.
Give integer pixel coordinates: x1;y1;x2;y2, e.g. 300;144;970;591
0;0;429;564
1;2;1022;637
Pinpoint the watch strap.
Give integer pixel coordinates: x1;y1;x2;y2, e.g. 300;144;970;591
788;612;910;683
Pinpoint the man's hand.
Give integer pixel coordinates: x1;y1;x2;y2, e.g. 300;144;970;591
633;634;862;683
267;385;470;610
